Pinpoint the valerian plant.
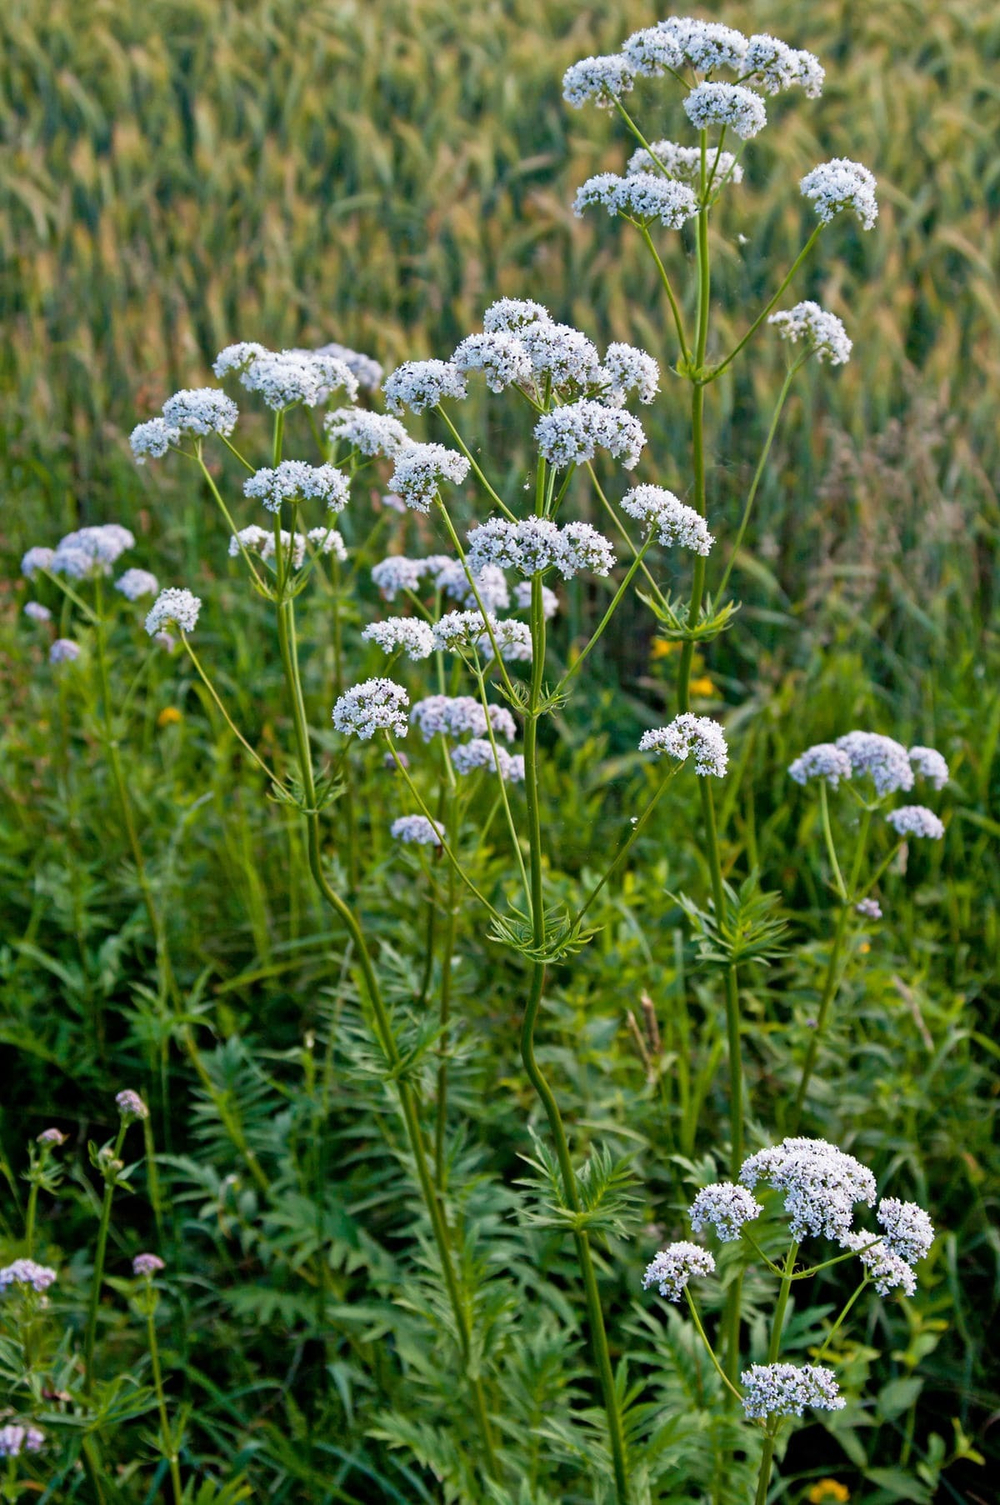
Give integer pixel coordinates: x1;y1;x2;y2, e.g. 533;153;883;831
10;13;960;1505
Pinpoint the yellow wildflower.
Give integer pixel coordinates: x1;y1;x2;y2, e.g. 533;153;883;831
807;1482;850;1504
689;676;715;698
157;706;183;728
650;638;682;660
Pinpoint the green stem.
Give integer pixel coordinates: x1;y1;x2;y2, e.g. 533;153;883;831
638;225;690;364
711;226;823;381
24;1183;38;1259
146;1299;183;1505
386;744;504;920
819;781;848;901
587;463;673;612
435;406;517;522
182;638;287;789
769;1242;799;1364
754;1434;778;1505
556;535;656;694
572;767;679;928
814;1276;869;1362
83;1123;127;1394
684;1290;742;1401
435;820;458;1189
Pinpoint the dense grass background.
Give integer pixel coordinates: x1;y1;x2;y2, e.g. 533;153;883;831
1;1;998;1500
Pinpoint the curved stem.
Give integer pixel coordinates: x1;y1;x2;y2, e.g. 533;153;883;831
638;226;690;365
181;638;287;789
83;1123;127;1393
814;1276;869;1362
435;406;517;522
587;463;673;612
711;226;823;381
684;1289;742;1401
145;1300;183;1505
435;824;458;1189
819;781;848;901
572;767;679;928
556;535;656;694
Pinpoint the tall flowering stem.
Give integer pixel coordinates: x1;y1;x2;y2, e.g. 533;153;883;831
82;1119;128;1394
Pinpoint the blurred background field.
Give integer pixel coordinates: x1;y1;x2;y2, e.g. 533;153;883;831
1;0;998;1499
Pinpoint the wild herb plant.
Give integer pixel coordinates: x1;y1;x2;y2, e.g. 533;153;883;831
2;10;991;1505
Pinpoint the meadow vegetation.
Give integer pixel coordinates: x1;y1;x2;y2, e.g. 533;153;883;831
0;2;998;1502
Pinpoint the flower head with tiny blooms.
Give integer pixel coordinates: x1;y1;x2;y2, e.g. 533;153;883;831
432;610;533;663
130;417;181;463
745;34;825;96
562;55;635;109
244;461;350;514
21;547;55;578
410;696;517;744
145;589;202;637
689;1182;763;1242
520;322;604;390
855;898;882;920
769;302;853;366
886;805;944;841
642;1242;716;1301
383;360;468;414
535;401;646;470
0;1260;58;1293
639;715;729;777
371;556;427;600
620;486;714;555
115;569;159;601
24;602;52;623
116;1089;149;1123
51;525;135;577
684;83;767;140
739;1137;876;1243
315;341;383;391
452;332;535;393
908;746;949;789
230;526;345;568
389;443;471;512
482;298;551;333
627;139;743;186
741;1364;845;1420
451;739;520;780
840;1232;916;1297
324;407;410;458
513;580;559;618
0;1425;45;1459
574;173;699;230
877;1198;935;1264
217;347;358;409
37;1128;67;1146
800;159;878;229
161;389;239;437
788;743;854;788
599;343;661;405
49;639;81;664
333;679;409;741
362;619;436;661
391;815;446;847
133;1253;165;1278
835;732;914;796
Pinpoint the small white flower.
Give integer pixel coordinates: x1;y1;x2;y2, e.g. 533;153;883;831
788;742;854;788
745;35;824;97
836;731;914;795
621;26;683;78
840;1231;916;1296
0;1424;45;1459
49;638;81;663
601;344;660;405
452;331;534;392
482;298;552;334
642;1242;716;1301
481;617;533;662
627;139;743;186
371;555;426;600
684;83;767;140
410;695;517;743
520;322;603;390
244;460;350;514
451;738;514;779
315;341;383;391
0;1259;58;1293
741;1363;845;1420
855;898;882;920
769;301;852;365
555;522;616;579
383;360;468;415
21;547;55;578
115;568;159;601
801;158;878;229
639;715;728;777
908;745;949;789
145;588;202;636
886;805;944;841
115;1088;149;1122
130;416;181;463
213;341;268;378
574;173;699;229
389;443;470;512
52;525;135;576
689;1182;763;1241
740;1137;877;1243
23;602;52;623
161;388;239;437
876;1197;934;1264
667;17;749;74
324;406;410;458
562;54;635;109
391;814;445;846
306;526;348;561
620;485;714;555
237;350;358;409
362;618;436;660
535;400;646;471
332;678;409;740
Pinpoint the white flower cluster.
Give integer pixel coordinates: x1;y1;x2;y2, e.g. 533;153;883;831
324;406;410;458
744;33;825;96
433;610;532;663
787;742;854;788
0;1423;45;1458
452;332;535;393
769;301;853;365
562;54;635;109
908;745;949;789
627;139;743;185
133;1253;166;1278
741;1363;845;1420
620;485;714;554
0;1259;58;1293
855;897;882;920
390;815;445;846
835;731;914;796
49;639;80;664
361;619;436;661
877;1197;935;1264
739;1137;876;1243
383;359;468;414
115;1088;149;1122
389;443;471;512
37;525;135;581
315;340;383;391
244;461;350;514
332;678;409;740
145;588;202;636
683;82;767;140
574;172;699;229
886;805;945;841
23;602;51;623
161;388;240;437
535;400;646;470
601;344;661;405
641;1242;716;1301
229;525;346;568
520;321;604;390
840;1231;916;1297
410;696;517;744
114;568;159;601
639;715;729;778
482;298;551;333
800;158;878;229
451;739;524;782
371;553;507;610
130;416;181;462
214;345;358;408
21;547;55;577
466;518;615;580
689;1182;763;1242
